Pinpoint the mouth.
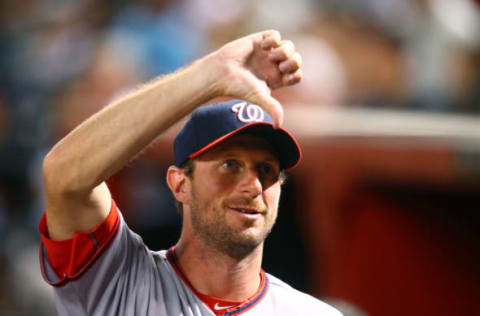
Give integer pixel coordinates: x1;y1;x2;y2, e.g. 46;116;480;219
228;206;265;217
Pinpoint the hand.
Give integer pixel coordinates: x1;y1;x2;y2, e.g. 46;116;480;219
212;30;303;127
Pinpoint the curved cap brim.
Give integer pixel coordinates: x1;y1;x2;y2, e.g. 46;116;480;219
189;122;302;171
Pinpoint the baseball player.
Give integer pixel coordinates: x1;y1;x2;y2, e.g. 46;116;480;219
39;30;342;316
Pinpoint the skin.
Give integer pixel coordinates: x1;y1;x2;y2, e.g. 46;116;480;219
43;30;302;302
167;134;283;300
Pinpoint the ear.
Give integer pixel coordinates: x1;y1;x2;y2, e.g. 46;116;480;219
166;165;191;205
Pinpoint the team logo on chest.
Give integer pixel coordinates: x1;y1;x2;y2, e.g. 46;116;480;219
231;102;264;123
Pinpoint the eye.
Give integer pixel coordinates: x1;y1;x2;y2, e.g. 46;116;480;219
259;164;272;174
258;163;279;179
220;160;239;170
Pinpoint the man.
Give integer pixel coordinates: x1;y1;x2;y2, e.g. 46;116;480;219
40;30;342;315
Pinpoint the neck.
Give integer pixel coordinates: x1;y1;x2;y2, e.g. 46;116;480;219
174;238;264;301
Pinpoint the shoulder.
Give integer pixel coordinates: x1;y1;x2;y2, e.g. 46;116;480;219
266;274;343;316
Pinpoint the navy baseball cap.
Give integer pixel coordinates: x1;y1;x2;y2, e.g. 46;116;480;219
173;100;301;170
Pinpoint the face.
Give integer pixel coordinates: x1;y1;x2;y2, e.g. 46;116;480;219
185;134;282;260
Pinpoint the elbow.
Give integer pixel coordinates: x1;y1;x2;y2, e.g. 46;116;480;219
42;148;84;196
43;149;67;195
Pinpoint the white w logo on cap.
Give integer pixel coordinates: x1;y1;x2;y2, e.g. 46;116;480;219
231;102;264;123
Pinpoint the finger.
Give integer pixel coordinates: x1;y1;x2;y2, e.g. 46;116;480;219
282;69;303;86
249;92;284;128
279;52;302;73
260;95;284;128
268;40;295;62
260;30;282;50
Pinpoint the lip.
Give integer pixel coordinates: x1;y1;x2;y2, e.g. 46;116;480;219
228;206;264;219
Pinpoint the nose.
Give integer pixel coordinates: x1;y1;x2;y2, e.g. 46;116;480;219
238;167;263;198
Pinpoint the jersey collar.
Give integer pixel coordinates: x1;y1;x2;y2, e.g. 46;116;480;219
166;247;269;315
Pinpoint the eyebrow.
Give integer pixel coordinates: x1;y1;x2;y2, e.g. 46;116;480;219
261;157;280;164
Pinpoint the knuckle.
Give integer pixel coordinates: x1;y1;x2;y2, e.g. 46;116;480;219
279;60;298;73
276;50;287;60
294;70;303;82
282;40;295;51
284;70;302;84
264;30;281;43
279;61;290;73
294;52;303;67
271;30;281;40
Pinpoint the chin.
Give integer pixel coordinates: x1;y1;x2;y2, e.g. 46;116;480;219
222;236;263;260
222;228;270;259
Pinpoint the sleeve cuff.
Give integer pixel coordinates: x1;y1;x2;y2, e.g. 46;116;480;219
38;199;120;285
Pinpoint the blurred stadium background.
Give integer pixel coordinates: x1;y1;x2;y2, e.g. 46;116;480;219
1;0;479;315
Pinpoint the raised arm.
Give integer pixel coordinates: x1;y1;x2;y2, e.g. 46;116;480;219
43;30;302;241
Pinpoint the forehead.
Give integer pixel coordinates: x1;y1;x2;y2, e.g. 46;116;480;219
196;134;279;162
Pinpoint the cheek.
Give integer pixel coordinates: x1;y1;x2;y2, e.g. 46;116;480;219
193;174;236;203
206;170;241;194
264;183;281;209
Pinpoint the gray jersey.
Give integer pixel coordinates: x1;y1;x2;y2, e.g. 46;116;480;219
40;211;342;316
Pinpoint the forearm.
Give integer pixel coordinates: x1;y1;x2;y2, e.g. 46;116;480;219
42;30;302;240
44;54;220;195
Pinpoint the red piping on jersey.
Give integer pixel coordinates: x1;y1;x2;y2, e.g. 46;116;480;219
38;199;121;287
166;247;269;315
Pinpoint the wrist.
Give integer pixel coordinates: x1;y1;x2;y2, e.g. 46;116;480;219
193;51;229;100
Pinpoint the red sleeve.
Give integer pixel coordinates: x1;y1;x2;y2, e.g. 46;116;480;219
39;199;120;281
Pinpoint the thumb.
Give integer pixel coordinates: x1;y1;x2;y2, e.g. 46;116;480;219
248;93;284;128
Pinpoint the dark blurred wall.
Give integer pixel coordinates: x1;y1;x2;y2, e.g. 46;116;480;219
296;136;480;316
